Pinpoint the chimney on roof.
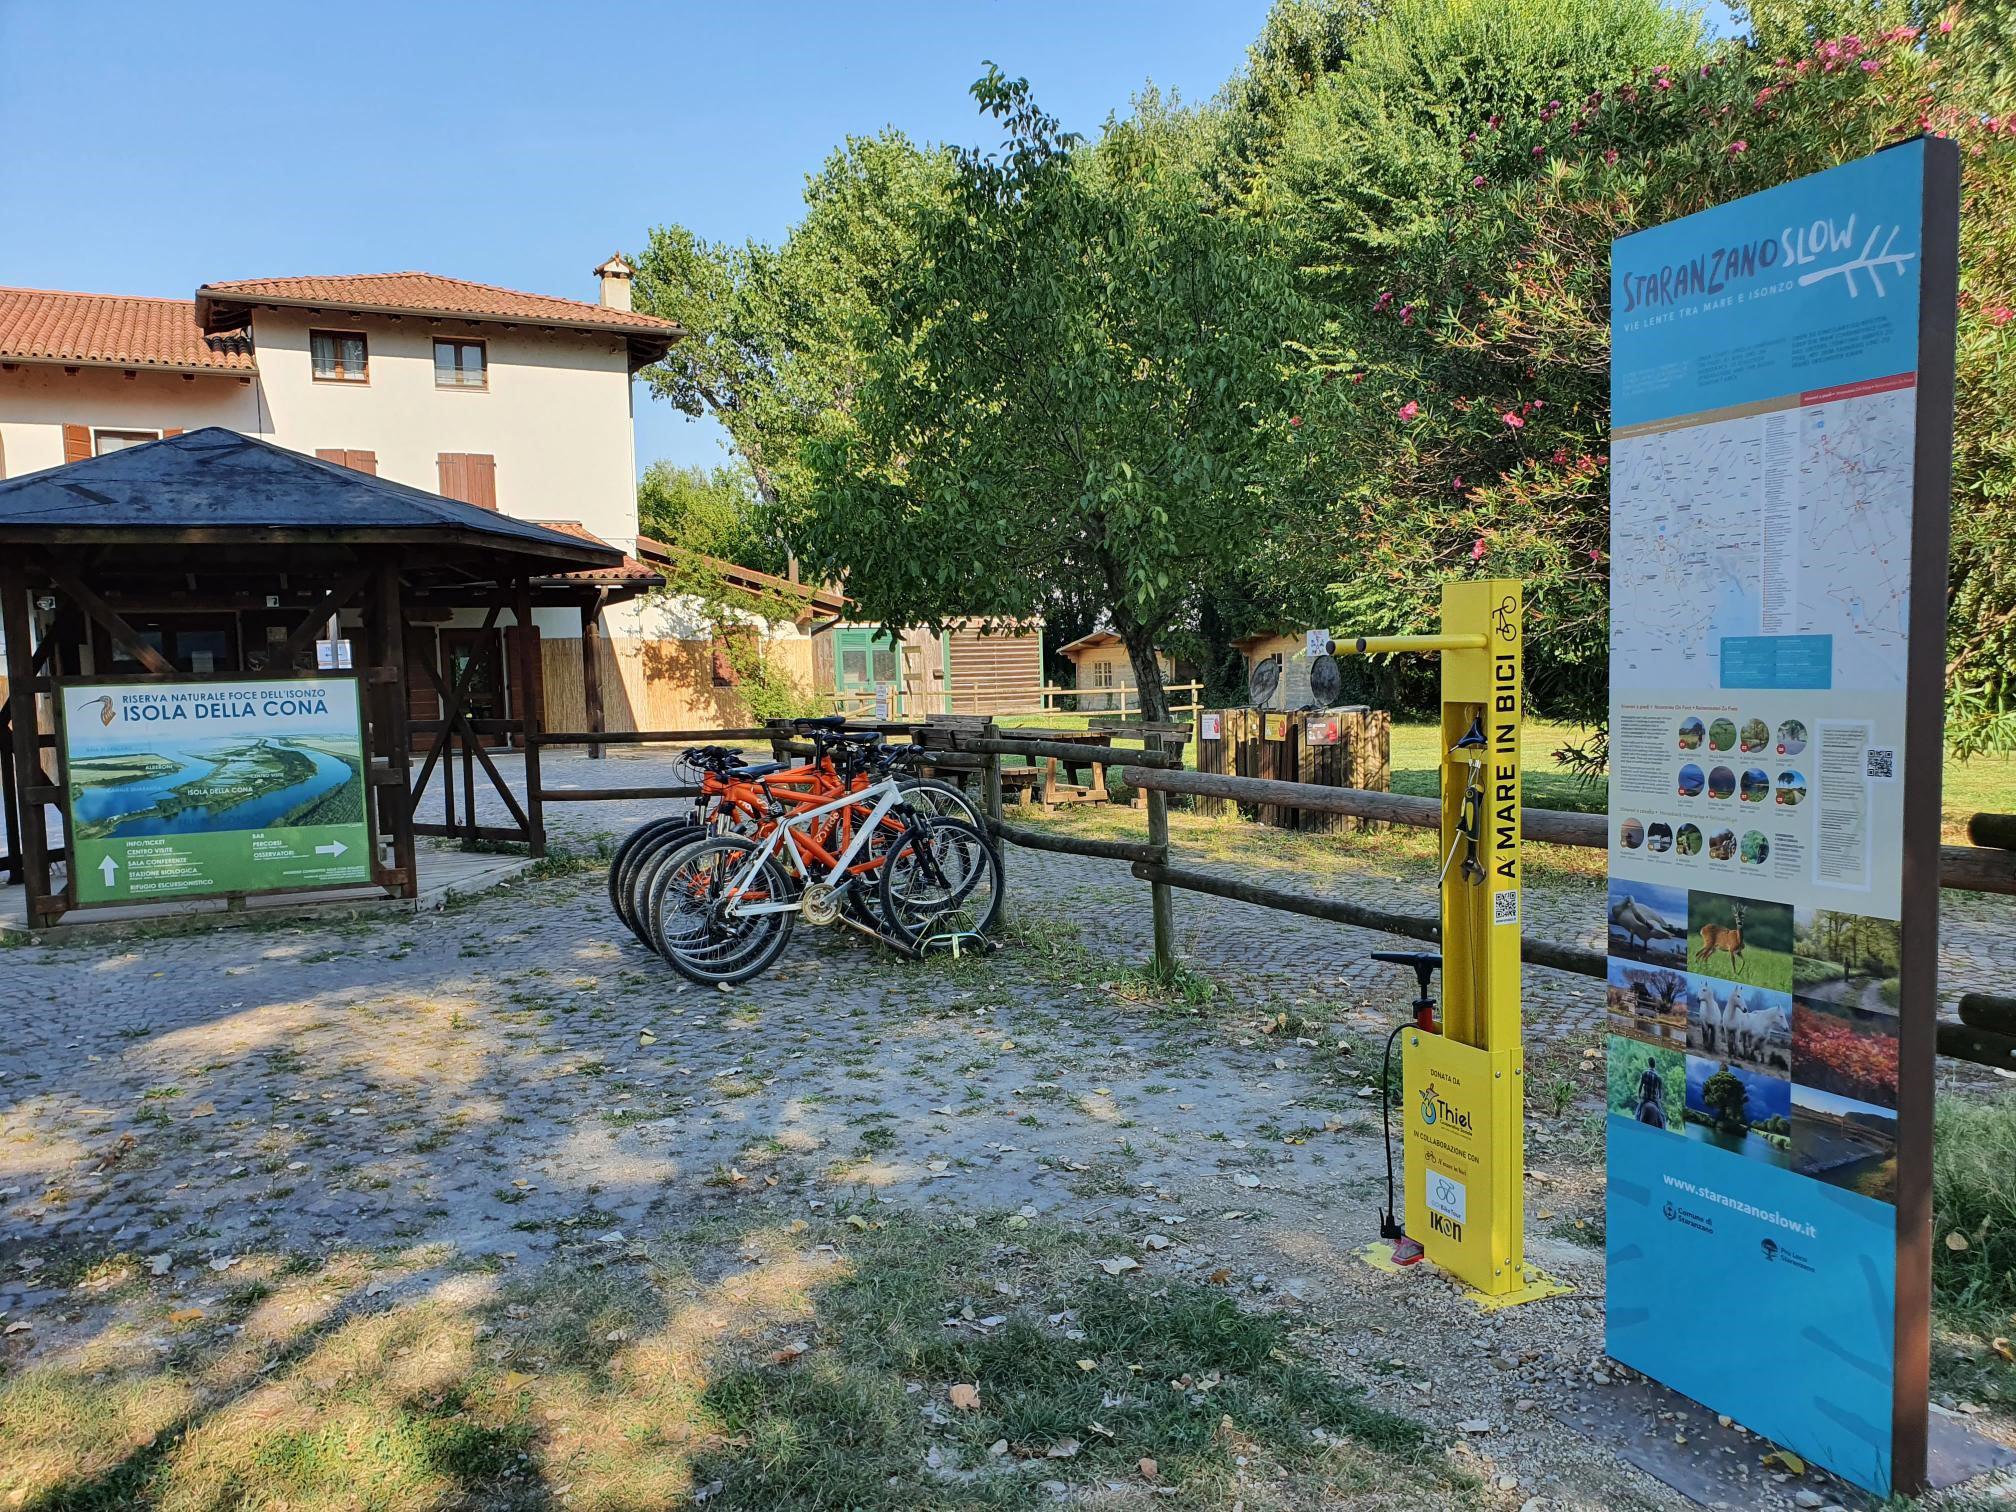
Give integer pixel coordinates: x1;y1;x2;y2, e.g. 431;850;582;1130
593;254;634;313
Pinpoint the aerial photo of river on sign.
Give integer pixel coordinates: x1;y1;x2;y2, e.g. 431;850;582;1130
64;735;365;840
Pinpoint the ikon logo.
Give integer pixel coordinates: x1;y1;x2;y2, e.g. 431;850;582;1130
1428;1210;1464;1241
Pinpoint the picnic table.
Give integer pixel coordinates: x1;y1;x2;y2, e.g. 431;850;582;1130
1006;726;1115;806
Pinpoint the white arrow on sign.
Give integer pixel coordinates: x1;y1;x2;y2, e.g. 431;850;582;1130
99;855;119;888
314;840;347;858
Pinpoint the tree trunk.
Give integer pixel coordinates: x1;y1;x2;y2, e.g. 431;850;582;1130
1114;618;1170;722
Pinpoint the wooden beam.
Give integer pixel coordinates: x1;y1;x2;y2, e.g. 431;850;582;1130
270;563;373;670
513;575;546;859
375;563;417;898
406;605;501;804
40;561;174;673
0;563;59;924
580;589;607;760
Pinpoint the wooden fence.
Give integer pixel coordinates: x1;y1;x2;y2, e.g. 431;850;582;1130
900;724;2016;1074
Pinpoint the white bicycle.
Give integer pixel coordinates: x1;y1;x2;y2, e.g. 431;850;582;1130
645;774;1004;985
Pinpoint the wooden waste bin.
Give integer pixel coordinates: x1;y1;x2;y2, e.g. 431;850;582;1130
1191;707;1391;831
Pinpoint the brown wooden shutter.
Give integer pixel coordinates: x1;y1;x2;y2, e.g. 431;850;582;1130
467;454;496;510
438;452;496;508
318;448;377;475
162;427;183;438
62;424;91;463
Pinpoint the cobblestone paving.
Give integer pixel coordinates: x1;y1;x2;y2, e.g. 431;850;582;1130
2;750;2010;1509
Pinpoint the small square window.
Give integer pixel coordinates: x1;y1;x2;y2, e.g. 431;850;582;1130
310;329;368;383
434;338;487;390
93;429;160;455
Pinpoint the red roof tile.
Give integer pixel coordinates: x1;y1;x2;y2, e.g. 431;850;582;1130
531;520;663;587
195;271;679;336
0;287;255;373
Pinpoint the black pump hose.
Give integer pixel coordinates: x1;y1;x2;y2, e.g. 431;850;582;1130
1379;1020;1409;1241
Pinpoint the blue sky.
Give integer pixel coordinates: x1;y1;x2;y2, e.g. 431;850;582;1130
0;0;1272;477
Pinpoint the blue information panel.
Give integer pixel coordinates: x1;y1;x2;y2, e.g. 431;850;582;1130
1605;140;1953;1496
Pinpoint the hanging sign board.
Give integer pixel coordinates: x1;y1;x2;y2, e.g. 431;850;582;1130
1306;713;1341;747
58;675;373;906
873;682;892;721
1199;712;1222;741
1604;139;1956;1496
1261;712;1288;742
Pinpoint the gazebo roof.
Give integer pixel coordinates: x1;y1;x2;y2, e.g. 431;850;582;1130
0;428;622;578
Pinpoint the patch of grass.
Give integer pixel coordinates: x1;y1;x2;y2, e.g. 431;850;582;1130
0;1214;1441;1511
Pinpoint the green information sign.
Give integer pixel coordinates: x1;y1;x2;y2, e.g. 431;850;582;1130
59;675;373;905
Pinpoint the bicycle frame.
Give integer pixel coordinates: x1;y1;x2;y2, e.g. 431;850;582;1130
719;778;910;918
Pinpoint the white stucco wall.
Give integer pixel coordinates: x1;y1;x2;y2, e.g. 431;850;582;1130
0;364;257;477
249;309;640;553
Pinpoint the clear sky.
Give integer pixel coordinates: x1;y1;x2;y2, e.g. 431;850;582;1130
0;0;1272;477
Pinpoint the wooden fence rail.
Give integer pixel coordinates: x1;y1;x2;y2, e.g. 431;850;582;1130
945;744;2016;1073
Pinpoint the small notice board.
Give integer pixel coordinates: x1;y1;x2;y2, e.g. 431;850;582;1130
1603;139;1957;1496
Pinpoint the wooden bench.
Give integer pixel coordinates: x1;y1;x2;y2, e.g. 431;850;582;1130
998;765;1041;807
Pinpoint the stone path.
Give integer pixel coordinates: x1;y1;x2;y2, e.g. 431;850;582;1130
4;748;2011;1508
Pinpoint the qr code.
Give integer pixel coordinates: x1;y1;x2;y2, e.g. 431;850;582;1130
1493;890;1519;926
1866;747;1897;781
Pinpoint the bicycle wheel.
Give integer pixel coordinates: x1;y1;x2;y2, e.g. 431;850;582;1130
609;816;700;933
647;836;796;986
877;818;1003;950
899;777;988;832
617;820;706;942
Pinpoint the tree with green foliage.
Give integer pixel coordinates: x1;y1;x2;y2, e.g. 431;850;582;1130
1241;0;2016;741
635;461;784;574
631;132;954;521
793;70;1304;720
1701;1064;1752;1132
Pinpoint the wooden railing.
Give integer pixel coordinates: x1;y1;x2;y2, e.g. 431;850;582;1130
826;682;1204;720
901;723;2016;1073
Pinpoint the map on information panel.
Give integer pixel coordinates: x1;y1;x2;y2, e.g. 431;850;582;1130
1610;385;1914;692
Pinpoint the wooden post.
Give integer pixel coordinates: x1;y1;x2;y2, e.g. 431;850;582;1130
514;575;546;858
0;563;57;926
580;590;606;761
1144;729;1175;979
982;728;1008;927
376;562;417;897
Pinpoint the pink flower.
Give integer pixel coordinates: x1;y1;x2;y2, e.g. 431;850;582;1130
1452;476;1466;491
1488;113;1501;129
1729;139;1747;154
1604;147;1619;165
1655;76;1674;90
1472;174;1486;187
1861;58;1881;72
1589;547;1602;562
1289;415;1303;427
1471;538;1488;562
1398;400;1420;421
1375;290;1393;310
1940;17;1953;30
1501;411;1525;429
1990;306;2014;325
1400;304;1415;325
1532;144;1545;157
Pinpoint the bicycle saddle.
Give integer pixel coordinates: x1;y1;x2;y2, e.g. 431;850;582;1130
730;761;786;778
795;715;848;729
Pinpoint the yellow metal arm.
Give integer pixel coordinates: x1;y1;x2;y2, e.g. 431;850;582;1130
1338;633;1489;656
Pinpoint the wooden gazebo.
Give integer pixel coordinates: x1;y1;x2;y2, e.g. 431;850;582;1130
0;428;641;927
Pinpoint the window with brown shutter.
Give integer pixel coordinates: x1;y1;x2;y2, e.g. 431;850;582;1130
162;427;183;438
62;424;91;463
315;448;378;475
437;452;497;509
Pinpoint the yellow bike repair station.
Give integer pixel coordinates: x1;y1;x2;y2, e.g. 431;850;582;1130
1337;580;1568;1308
